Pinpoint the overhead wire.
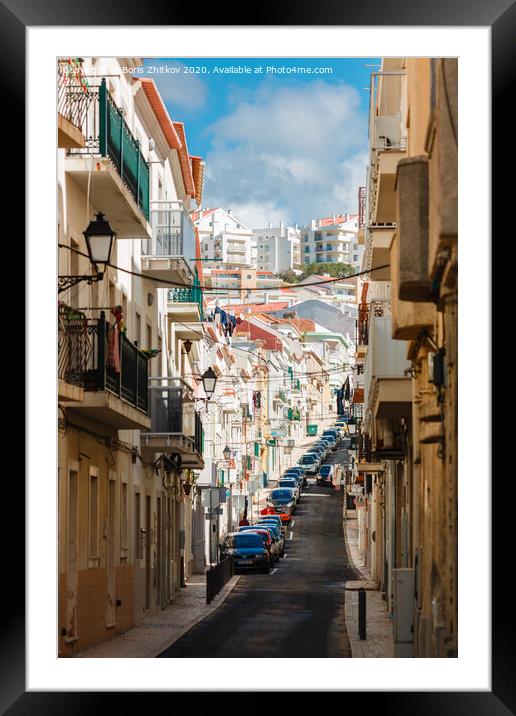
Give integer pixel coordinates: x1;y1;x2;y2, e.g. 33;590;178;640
58;243;388;294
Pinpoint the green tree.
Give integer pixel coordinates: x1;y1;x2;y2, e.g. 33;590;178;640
299;262;354;281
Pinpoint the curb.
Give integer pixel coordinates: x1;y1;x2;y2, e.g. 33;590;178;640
149;574;242;657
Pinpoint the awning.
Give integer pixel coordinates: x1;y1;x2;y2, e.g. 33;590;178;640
352;388;364;404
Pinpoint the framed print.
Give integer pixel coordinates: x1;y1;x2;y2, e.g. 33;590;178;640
4;0;511;710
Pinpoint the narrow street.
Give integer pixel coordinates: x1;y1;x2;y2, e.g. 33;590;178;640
158;447;359;658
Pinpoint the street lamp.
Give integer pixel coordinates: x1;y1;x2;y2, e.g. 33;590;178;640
201;367;217;401
58;212;116;293
223;445;231;461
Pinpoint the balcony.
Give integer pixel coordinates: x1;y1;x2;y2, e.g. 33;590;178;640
363;315;411;421
168;281;204;338
273;390;287;405
65;78;151;239
141;377;204;468
57;59;89;149
369;226;395;281
141;202;196;286
368;72;407;225
58;304;150;430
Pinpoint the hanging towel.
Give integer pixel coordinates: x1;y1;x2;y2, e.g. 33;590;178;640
107;323;121;373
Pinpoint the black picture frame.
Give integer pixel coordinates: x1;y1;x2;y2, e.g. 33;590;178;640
6;0;510;710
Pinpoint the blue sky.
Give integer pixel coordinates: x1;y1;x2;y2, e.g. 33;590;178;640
144;57;380;228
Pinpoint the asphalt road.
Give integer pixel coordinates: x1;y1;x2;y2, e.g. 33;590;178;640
158;444;359;658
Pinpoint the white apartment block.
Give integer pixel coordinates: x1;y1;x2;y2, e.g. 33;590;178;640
193;207;254;269
253;222;301;273
300;213;363;270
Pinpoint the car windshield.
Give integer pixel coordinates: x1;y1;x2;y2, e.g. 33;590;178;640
300;455;316;463
320;466;331;476
279;479;297;486
226;534;263;548
270;489;293;499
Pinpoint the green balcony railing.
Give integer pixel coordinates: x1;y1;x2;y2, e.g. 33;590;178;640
99;79;149;220
168;282;204;320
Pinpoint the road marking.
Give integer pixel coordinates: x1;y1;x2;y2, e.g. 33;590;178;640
291;520;296;526
270;568;278;575
283;553;288;559
289;532;293;540
300;494;331;497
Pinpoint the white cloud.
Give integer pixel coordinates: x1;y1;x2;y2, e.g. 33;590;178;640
203;80;368;226
144;60;207;112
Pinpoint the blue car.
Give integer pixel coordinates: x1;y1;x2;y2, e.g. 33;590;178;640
283;467;307;488
238;525;281;562
221;532;271;573
267;487;296;520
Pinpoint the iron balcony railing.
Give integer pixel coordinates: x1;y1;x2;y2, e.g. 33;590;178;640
58;304;148;413
143;200;196;267
66;77;150;220
146;377;203;456
58;58;95;133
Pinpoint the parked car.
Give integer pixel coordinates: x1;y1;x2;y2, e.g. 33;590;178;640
221;532;271;573
298;453;320;475
254;520;285;556
283;466;307;488
305;450;322;471
237;526;281;562
309;445;326;461
256;515;286;538
317;463;334;487
278;477;301;502
313;441;330;459
320;433;337;451
267;487;296;522
322;428;341;446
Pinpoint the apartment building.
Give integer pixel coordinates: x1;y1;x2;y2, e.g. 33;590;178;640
193;207;254;269
254;222;301;273
57;57;206;654
300;213;362;270
351;57;457;658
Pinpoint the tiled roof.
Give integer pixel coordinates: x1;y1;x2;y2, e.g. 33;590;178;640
317;213;358;226
191;207;218;222
138;79;182;150
173;121;196;198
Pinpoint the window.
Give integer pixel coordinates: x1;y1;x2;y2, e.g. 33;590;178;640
135;312;141;347
120;481;128;562
88;469;99;563
134;492;141;561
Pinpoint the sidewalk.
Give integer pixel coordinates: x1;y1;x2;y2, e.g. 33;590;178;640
343;507;395;658
72;571;240;658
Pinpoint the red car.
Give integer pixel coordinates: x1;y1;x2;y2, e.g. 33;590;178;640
260;505;290;524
